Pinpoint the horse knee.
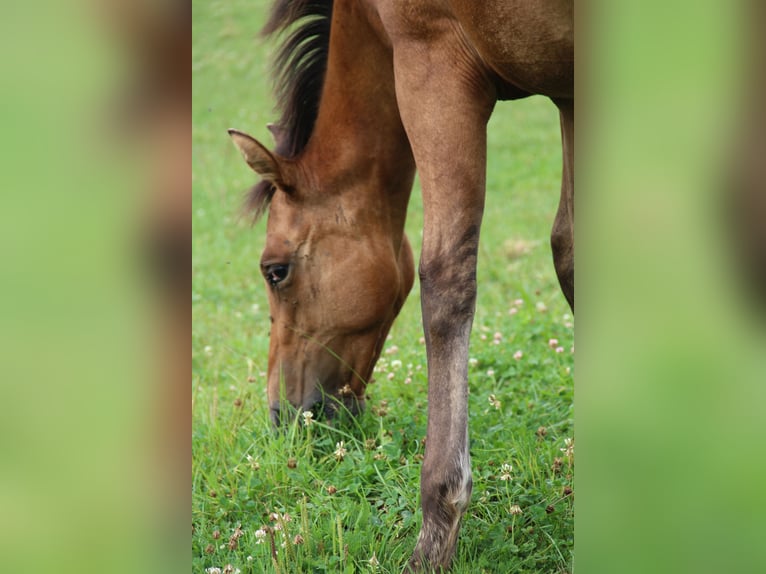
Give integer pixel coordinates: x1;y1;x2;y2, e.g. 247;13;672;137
419;234;479;334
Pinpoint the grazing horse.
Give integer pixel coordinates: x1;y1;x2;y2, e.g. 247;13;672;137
229;0;573;570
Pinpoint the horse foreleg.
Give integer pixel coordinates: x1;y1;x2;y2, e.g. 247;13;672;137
391;38;496;573
551;97;575;312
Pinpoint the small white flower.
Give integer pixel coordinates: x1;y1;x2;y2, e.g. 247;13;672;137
204;345;213;356
206;568;222;574
487;368;495;377
255;529;266;544
499;463;513;481
245;454;256;467
536;301;547;312
548;338;559;348
514;298;524;306
385;345;399;355
246;556;254;562
561;437;574;460
513;350;523;361
508;307;518;315
334;441;348;461
469;358;478;367
369;554;380;567
488;394;501;410
510;504;523;516
302;410;314;426
555;346;564;353
391;359;402;369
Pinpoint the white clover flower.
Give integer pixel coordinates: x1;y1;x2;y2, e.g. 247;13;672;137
254;529;266;544
509;504;523;516
302;410;314;426
548;338;559;348
334;441;348;461
499;463;513;481
488;394;501;410
513;350;523;360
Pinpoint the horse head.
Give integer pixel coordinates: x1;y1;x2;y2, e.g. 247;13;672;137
229;129;415;426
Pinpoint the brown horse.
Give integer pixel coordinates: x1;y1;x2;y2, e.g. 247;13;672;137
229;0;573;570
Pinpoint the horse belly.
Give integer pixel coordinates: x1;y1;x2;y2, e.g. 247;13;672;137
451;0;573;98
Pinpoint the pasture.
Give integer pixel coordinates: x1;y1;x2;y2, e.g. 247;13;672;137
192;1;574;571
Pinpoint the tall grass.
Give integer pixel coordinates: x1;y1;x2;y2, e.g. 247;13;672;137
193;1;573;571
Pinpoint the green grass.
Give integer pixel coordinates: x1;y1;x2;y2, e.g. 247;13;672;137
193;1;574;572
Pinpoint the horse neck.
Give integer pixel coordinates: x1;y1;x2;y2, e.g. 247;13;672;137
300;0;415;243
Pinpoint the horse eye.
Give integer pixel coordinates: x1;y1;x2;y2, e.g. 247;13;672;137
264;264;290;286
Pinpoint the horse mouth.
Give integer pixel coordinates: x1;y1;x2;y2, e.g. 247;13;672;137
269;389;366;427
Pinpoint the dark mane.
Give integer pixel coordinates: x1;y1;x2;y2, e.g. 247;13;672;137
246;0;333;220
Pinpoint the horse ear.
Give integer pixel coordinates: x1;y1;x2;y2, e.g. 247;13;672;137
228;128;290;188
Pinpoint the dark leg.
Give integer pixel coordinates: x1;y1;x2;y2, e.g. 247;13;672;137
551;98;575;312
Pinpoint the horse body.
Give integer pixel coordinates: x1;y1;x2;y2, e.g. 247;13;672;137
230;0;573;569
